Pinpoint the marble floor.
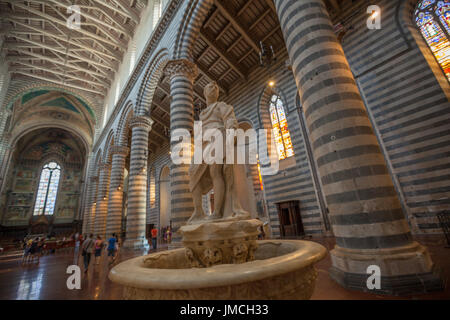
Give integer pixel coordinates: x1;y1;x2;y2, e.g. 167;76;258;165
0;236;448;300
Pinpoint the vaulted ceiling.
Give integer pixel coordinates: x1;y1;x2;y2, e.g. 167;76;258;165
0;0;147;98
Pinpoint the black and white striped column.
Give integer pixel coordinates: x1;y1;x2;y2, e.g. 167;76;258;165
274;0;440;294
164;59;198;244
86;176;98;235
82;157;95;234
123;116;153;249
93;163;111;238
105;145;129;238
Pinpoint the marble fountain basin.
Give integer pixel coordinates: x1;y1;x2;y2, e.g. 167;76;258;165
109;240;327;300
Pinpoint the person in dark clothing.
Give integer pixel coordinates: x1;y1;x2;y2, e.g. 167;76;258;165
29;238;39;264
81;234;94;273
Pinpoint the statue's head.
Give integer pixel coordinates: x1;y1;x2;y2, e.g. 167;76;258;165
204;81;219;103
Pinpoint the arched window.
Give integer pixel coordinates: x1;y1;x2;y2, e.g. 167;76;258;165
415;0;450;81
269;94;294;160
152;0;163;29
33;162;61;216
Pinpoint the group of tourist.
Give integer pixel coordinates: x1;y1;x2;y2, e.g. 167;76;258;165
79;233;119;273
21;237;44;264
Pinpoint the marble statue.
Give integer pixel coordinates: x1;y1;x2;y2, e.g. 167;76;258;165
188;82;250;224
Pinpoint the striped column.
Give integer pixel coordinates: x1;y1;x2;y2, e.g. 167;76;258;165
93;163;111;238
86;176;98;235
105;145;129;238
274;0;441;294
123;116;153;249
165;59;198;244
81;157;94;234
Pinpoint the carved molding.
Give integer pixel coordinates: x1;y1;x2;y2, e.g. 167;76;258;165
129;116;154;131
165;59;199;82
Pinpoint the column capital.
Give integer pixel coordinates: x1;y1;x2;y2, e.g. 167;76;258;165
111;145;130;156
165;59;198;82
129;116;153;131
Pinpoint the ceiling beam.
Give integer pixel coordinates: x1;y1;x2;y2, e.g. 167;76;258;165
11;71;105;96
264;0;277;13
109;0;140;23
5;49;111;81
4;36;117;72
9;62;109;88
47;0;133;38
3;2;127;50
199;29;246;79
214;0;260;53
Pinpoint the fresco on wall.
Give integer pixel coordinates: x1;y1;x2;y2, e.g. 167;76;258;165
56;193;78;218
61;169;81;191
14;179;35;192
5;206;30;221
8;193;33;207
3;129;84;226
16;170;35;179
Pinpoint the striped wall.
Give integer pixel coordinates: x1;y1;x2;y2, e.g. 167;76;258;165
147;142;171;227
338;0;450;234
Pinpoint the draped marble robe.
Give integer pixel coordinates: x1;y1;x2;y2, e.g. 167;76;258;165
189;101;250;220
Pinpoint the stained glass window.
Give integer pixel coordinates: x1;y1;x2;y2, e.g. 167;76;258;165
269;94;294;160
33;162;61;216
256;155;264;191
415;1;450;81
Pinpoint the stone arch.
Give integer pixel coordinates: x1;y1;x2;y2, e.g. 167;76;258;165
115;101;134;147
2;83;98;124
135;49;170;116
9;122;91;158
102;129;115;165
173;0;215;60
257;84;291;131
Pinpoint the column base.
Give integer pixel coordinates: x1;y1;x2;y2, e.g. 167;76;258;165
122;237;149;250
329;241;443;295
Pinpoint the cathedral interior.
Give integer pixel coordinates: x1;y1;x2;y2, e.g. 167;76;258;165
0;0;449;302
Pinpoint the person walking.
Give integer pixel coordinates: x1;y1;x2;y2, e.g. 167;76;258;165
107;234;117;265
151;227;158;251
29;238;39;264
21;238;31;264
81;234;94;273
94;236;103;265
